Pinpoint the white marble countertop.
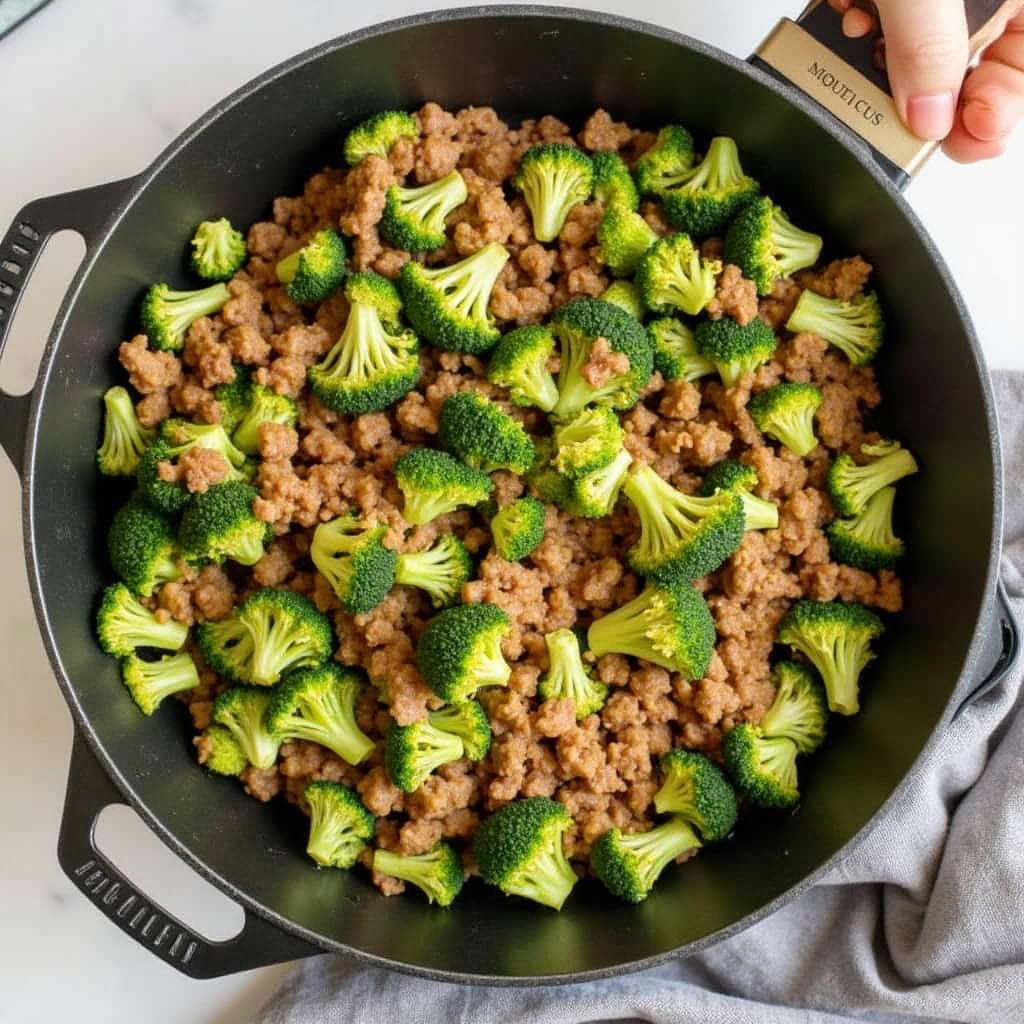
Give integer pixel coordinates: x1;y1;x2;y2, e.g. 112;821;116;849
1;1;1022;1020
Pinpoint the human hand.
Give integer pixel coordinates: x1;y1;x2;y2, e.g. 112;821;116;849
827;0;1024;161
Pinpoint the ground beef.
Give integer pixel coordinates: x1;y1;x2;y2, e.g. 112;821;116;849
706;264;759;325
581;337;630;390
119;335;182;394
157;446;230;494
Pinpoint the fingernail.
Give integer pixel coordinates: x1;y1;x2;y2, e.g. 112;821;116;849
963;99;1010;142
906;92;956;141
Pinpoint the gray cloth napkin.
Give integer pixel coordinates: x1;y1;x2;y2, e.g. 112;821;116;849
253;371;1024;1024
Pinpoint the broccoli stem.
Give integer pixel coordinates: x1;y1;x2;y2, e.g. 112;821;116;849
516;838;578;910
625;817;702;893
161;284;231;340
275;250;300;284
739;491;779;531
429;243;509;324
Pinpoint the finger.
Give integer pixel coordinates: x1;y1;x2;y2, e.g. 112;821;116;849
942;116;1009;162
874;0;969;140
842;7;876;39
828;0;854;12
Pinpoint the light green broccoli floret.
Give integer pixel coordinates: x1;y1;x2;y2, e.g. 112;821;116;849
344;110;418;166
201;725;249;776
178;482;271;567
632;125;696;196
647;318;716;383
385;719;465;793
637;234;721;317
592;151;639;210
394;448;494;527
121;651;199;716
694;315;777;387
189;218;247;281
537;628;608;720
826;485;905;570
97;386;155;477
372;843;465;907
427;699;491;760
786;289;884;366
698;460;779;531
759;661;829;754
827;440;918;517
310;514;397;615
96;583;189;658
552;408;623;483
213;366;253;434
596;205;658;277
487;325;559;412
600;280;645;321
722;725;800;809
275;228;348;304
417;602;511;703
591;818;702;903
490;496;546;562
512;143;594;243
395;535;474;609
212;686;281;769
571;447;634;518
141;282;230;352
438;391;535;474
303;780;375;869
107;498;182;597
231;384;297;456
653;749;738;841
747;382;824;457
379;169;468;252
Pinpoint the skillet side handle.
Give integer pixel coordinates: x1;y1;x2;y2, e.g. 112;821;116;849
953;579;1020;718
58;731;320;978
0;179;135;476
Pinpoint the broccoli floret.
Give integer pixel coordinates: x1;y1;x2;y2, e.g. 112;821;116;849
344;110;418;166
121;651;199;716
379;169;468;252
592;151;639;210
201;725;249;776
107;498;181;597
632;125;696;196
826;486;904;570
195;615;254;685
212;686;282;769
512;143;594;243
438;392;535;474
97;386;155;476
571;446;634;518
395;535;473;609
537;628;608;720
786;289;883;366
308;272;419;414
550;298;653;421
310;514;397;615
275;228;348;304
490;496;546;562
96;583;189;658
417;602;511;702
694;315;778;387
596;205;658;277
141;282;230;353
231;384;297;455
600;280;645;321
661;137;760;239
777;600;885;715
724;197;823;296
394;448;494;527
487;325;559;412
372;843;465;907
303;780;375;869
399;242;509;354
587;577;715;679
213;366;253;434
267;664;375;765
178;482;271;567
698;460;779;531
472;797;577;910
760;661;829;754
748;382;823;458
647;318;716;383
427;700;492;760
385;719;465;792
591;818;702;904
134;443;191;516
827;440;918;517
653;749;738;841
636;234;721;317
553;407;624;479
189;218;247;281
722;725;800;809
623;463;745;581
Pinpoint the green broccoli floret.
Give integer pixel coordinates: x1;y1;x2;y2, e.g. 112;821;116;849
722;725;800;809
97;386;155;476
490;496;546;562
394;448;494;527
600;280;645;321
310;514;397;615
178;482;271;567
827;440;918;517
777;600;885;715
759;661;829;754
201;725;249;776
653;749;738;841
550;298;653;421
587;577;715;678
195;615;253;685
487;325;559;412
694;315;777;387
231;384;297;455
344;110;418;166
647;318;716;383
438;392;535;474
591;818;702;903
141;282;230;352
632;125;696;196
121;651;199;716
512;143;594;243
427;700;492;760
372;843;465;907
472;797;577;910
826;486;904;570
786;289;883;366
748;382;823;457
189;218;247;281
596;205;658;277
212;686;282;769
385;719;465;792
724;197;823;296
526;437;578;510
308;272;419;414
399;242;509;354
303;780;375;869
553;407;624;479
213;366;253;434
417;602;511;702
395;535;473;609
592;151;639;210
698;460;779;531
275;228;348;304
379;169;468;252
107;498;181;597
96;583;189;658
623;463;745;581
636;234;721;317
134;443;190;516
571;447;634;518
267;665;375;765
537;628;608;720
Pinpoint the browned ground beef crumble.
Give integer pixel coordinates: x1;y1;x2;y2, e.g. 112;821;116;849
117;106;901;891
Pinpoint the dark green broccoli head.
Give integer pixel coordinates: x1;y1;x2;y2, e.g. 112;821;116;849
699;459;779;531
632;125;696;196
97;386;155;477
553;407;625;480
344;110;418;166
694;315;777;387
596;205;658;277
394;535;474;609
232;384;297;456
723;724;801;808
417;602;512;702
385;719;465;792
538;628;609;720
213;366;253;435
827;440;918;517
747;382;823;458
490;496;546;562
394;448;494;527
428;699;492;761
600;281;645;321
487;324;559;413
637;233;721;318
592;151;639;210
275;228;348;304
190;217;247;281
310;514;397;615
647;318;716;383
202;725;249;776
372;843;465;907
591;818;702;903
438;391;536;474
303;780;375;869
107;498;181;597
472;797;577;910
380;169;468;252
654;748;738;841
786;289;883;366
121;651;199;716
141;282;230;352
759;661;828;754
178;482;270;567
826;486;904;570
96;583;189;658
512;143;594;243
212;686;281;769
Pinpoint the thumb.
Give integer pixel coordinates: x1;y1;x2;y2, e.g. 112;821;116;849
874;0;969;140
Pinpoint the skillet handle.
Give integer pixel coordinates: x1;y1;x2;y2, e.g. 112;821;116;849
58;731;319;978
953;579;1020;718
0;179;135;477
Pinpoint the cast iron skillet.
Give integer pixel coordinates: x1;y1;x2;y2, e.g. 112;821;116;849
0;2;1019;984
